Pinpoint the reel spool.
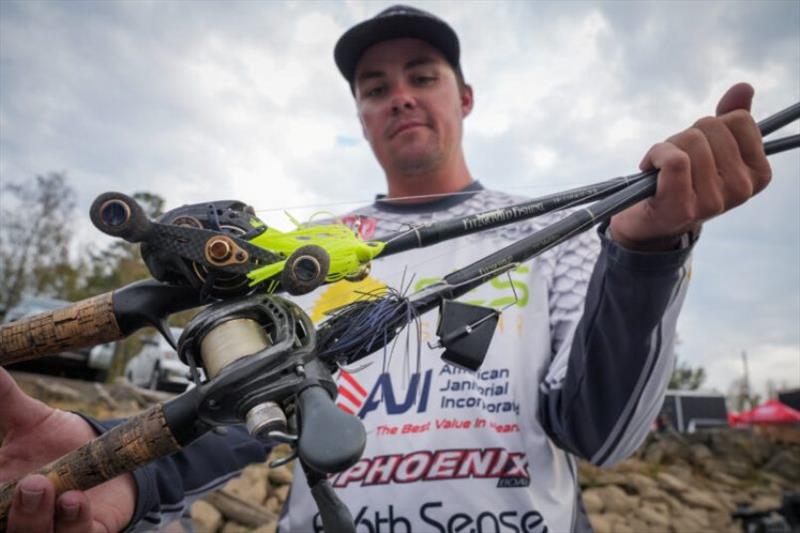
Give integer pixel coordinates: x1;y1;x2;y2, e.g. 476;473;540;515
195;316;288;439
177;294;320;434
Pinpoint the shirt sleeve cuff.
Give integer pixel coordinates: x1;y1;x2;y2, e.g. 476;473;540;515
597;222;699;273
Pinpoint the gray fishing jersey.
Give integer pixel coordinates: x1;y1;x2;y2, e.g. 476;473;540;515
278;182;693;532
115;182;692;532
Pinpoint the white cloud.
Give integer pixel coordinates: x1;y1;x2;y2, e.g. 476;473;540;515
1;0;798;397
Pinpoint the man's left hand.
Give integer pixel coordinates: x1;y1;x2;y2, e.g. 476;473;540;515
609;82;772;251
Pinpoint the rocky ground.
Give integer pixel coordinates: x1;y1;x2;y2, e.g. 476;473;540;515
7;372;800;532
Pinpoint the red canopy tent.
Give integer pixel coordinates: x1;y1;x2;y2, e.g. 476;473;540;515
729;399;800;426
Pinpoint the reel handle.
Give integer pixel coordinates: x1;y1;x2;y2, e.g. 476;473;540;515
0;292;121;366
296;384;366;474
90;192;153;243
307;471;357;533
0;404;182;530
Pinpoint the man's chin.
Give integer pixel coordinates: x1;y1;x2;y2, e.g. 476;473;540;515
392;150;443;174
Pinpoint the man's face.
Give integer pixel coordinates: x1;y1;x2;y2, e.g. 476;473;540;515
354;38;473;176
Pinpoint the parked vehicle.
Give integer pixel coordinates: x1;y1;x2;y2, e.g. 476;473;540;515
3;296;112;381
659;389;729;433
125;328;191;393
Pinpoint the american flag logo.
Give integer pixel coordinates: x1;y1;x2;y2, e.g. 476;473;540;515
336;370;368;415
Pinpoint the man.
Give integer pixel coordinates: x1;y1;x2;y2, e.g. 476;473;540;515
0;5;770;532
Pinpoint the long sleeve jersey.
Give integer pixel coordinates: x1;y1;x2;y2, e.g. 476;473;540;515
120;182;693;532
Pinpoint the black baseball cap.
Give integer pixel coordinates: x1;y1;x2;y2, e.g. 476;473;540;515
334;5;462;89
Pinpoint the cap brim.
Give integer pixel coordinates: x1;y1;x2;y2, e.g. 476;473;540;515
334;14;459;84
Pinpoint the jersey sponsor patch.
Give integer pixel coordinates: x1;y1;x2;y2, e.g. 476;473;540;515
312;501;550;533
330;447;529;489
337;365;521;420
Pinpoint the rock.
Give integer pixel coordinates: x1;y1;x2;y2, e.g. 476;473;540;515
708;510;736;531
720;459;753;478
34;378;82;402
643;442;666;464
763;449;800;481
615;458;650;475
752;494;782;511
682;507;710;529
273;484;290;504
639;486;670;502
656;472;689;494
579;461;602;485
581;489;604;514
268;465;294;486
663;462;693;483
669;509;710;532
607;514;635;533
588;514;612;533
680;489;725;512
253;520;278;533
636;504;670;529
594;513;634;533
689;444;713;464
223;464;269;505
711;470;742;487
759;471;793;490
265;496;282;514
191;500;223;533
627;472;658;495
593;470;628;486
221;522;252;533
592;485;637;513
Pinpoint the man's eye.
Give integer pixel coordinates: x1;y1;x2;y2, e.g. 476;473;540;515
365;85;385;98
413;75;437;85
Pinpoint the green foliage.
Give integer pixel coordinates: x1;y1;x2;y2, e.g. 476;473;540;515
0;173;78;308
669;358;707;390
0;174;169;379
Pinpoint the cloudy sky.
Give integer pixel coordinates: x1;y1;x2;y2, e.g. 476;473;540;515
1;0;798;398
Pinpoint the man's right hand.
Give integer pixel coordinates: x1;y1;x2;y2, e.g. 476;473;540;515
0;368;136;532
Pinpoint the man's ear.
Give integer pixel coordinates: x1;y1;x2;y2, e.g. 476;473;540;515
460;84;474;118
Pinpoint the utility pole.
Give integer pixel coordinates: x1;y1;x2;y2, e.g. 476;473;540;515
741;350;751;410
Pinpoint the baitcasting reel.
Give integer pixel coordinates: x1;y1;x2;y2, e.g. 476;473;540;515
178;293;366;475
90;191;382;299
90;192;278;299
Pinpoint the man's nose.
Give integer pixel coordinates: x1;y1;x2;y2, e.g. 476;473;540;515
390;87;416;114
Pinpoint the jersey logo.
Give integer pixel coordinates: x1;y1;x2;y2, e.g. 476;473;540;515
330;447;530;488
340;214;377;239
336;370;433;419
336;370;369;415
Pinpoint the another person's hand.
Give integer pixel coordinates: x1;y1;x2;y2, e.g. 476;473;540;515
610;82;772;251
0;368;136;532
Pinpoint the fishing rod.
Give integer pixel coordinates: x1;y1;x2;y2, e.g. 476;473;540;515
0;102;798;531
317;103;800;370
0;104;798;369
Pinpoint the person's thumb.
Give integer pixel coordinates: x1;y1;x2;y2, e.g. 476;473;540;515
0;367;52;435
716;82;754;116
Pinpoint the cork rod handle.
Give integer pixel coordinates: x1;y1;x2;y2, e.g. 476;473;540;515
0;404;181;528
0;292;123;366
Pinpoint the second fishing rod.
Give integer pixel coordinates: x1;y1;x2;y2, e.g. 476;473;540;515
318;102;800;369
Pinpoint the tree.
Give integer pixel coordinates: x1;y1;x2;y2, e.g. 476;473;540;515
0;172;80;308
668;358;706;390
